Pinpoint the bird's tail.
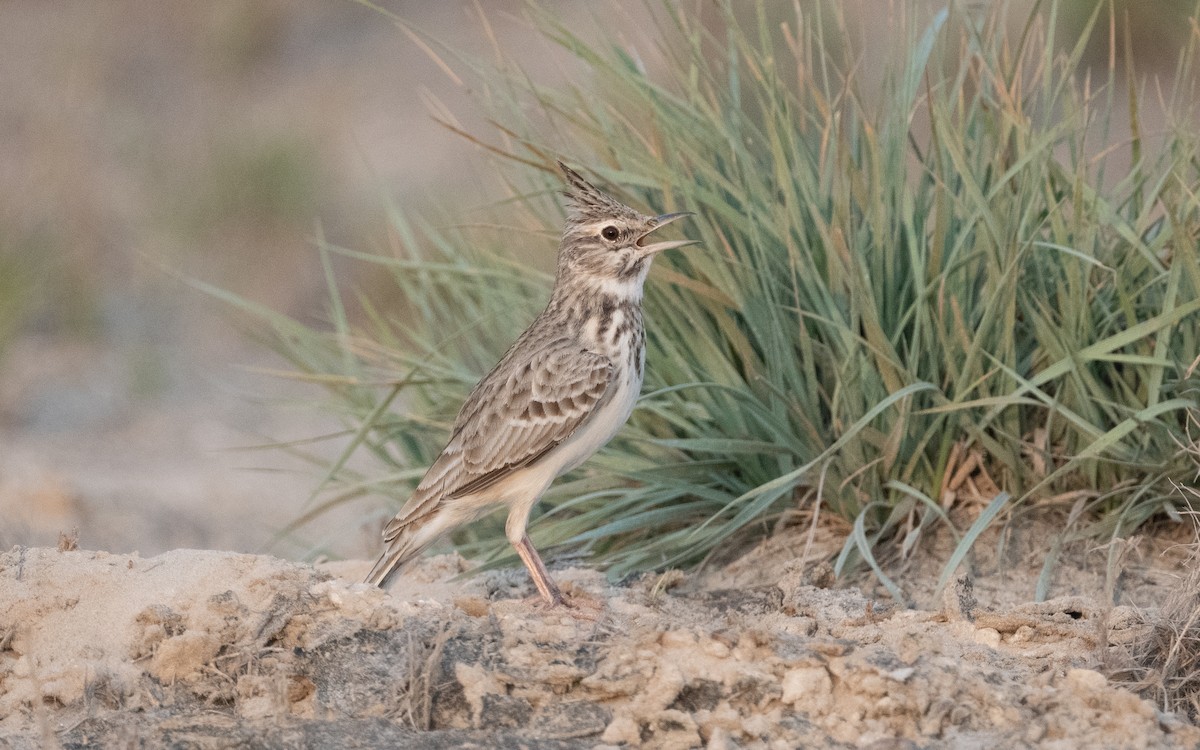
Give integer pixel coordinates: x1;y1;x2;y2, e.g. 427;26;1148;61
363;513;445;589
363;541;417;589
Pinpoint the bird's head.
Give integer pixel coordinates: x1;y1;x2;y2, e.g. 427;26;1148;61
554;162;695;296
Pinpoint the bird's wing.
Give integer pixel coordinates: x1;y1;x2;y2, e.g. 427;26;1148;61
382;339;614;542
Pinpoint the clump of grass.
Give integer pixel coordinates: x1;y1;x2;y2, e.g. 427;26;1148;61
1126;515;1200;720
245;1;1200;596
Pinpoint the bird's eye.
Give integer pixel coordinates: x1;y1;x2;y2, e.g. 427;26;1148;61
601;225;620;241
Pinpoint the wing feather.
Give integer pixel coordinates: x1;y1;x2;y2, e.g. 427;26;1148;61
382;338;613;542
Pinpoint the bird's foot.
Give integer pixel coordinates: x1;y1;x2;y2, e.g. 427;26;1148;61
524;586;604;621
512;534;603;619
530;597;603;621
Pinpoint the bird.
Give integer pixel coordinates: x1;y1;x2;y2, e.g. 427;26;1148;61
364;161;696;607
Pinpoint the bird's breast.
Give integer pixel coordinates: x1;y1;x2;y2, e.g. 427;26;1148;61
543;364;641;479
536;297;646;478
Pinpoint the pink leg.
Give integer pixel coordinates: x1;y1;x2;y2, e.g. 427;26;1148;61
513;534;565;607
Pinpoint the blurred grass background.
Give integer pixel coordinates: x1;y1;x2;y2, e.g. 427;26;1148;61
1;0;1197;580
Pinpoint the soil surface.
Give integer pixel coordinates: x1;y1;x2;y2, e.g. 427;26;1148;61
2;526;1196;749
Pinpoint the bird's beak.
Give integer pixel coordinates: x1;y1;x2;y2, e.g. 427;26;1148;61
636;211;699;255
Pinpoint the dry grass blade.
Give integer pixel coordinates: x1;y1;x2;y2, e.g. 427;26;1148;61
1130;544;1200;720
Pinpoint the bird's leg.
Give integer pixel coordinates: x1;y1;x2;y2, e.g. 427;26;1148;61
513;534;565;607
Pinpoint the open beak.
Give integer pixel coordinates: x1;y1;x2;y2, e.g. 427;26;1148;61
636;211;699;255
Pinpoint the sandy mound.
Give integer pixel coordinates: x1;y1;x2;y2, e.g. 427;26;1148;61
1;544;1195;748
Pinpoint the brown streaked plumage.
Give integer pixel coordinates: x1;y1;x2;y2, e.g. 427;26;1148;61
364;162;696;606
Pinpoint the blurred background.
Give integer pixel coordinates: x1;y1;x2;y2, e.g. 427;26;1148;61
0;0;1194;561
0;0;515;558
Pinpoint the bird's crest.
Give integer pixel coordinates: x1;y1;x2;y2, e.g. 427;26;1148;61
558;161;641;224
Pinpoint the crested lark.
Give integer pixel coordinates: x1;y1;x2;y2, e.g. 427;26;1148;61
364;162;696;606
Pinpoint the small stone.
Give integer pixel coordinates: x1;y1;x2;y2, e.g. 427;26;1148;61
453;597;490;618
974;627;1001;648
781;666;833;711
941;573;976;622
1010;625;1034;643
660;629;697;648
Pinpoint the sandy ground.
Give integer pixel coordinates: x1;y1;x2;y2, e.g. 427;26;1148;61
2;523;1198;749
